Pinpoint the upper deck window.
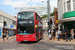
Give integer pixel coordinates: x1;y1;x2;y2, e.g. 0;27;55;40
36;14;42;23
18;12;34;19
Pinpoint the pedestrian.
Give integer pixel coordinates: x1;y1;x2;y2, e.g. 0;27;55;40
4;33;6;37
61;30;63;39
62;29;66;40
55;30;58;40
70;28;74;40
65;27;71;42
52;29;53;39
6;33;9;40
48;29;51;40
52;29;55;39
2;33;4;41
59;30;62;39
57;29;60;41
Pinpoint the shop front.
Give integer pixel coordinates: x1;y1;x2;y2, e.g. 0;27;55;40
4;25;16;37
0;24;16;38
59;18;75;39
58;11;75;39
63;21;75;39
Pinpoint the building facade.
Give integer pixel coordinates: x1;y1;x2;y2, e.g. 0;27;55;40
57;0;75;38
0;10;16;38
42;16;55;30
54;7;58;30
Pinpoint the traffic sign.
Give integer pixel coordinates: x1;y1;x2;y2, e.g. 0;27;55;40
56;20;59;23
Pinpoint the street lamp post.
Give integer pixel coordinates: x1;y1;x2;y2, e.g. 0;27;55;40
47;0;50;29
42;0;50;29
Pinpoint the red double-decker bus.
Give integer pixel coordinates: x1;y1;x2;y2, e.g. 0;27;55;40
16;11;43;42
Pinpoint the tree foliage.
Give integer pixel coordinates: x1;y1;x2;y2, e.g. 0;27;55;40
41;14;47;18
50;12;54;16
41;11;54;18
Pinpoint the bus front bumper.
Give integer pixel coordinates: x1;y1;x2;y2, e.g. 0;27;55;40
16;37;36;42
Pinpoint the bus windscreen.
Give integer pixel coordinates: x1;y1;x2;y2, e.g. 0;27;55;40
18;12;34;19
17;26;34;35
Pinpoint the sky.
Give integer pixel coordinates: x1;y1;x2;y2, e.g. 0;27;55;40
0;0;57;16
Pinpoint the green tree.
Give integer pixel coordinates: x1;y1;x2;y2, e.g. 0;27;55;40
50;12;54;16
41;14;47;18
41;11;54;18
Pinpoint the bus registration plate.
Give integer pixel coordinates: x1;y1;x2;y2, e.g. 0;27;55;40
24;40;28;41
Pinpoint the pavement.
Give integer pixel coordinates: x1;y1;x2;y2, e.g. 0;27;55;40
44;38;75;44
0;35;16;43
43;33;75;44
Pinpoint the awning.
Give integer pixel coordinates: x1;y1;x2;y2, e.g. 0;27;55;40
58;17;75;24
